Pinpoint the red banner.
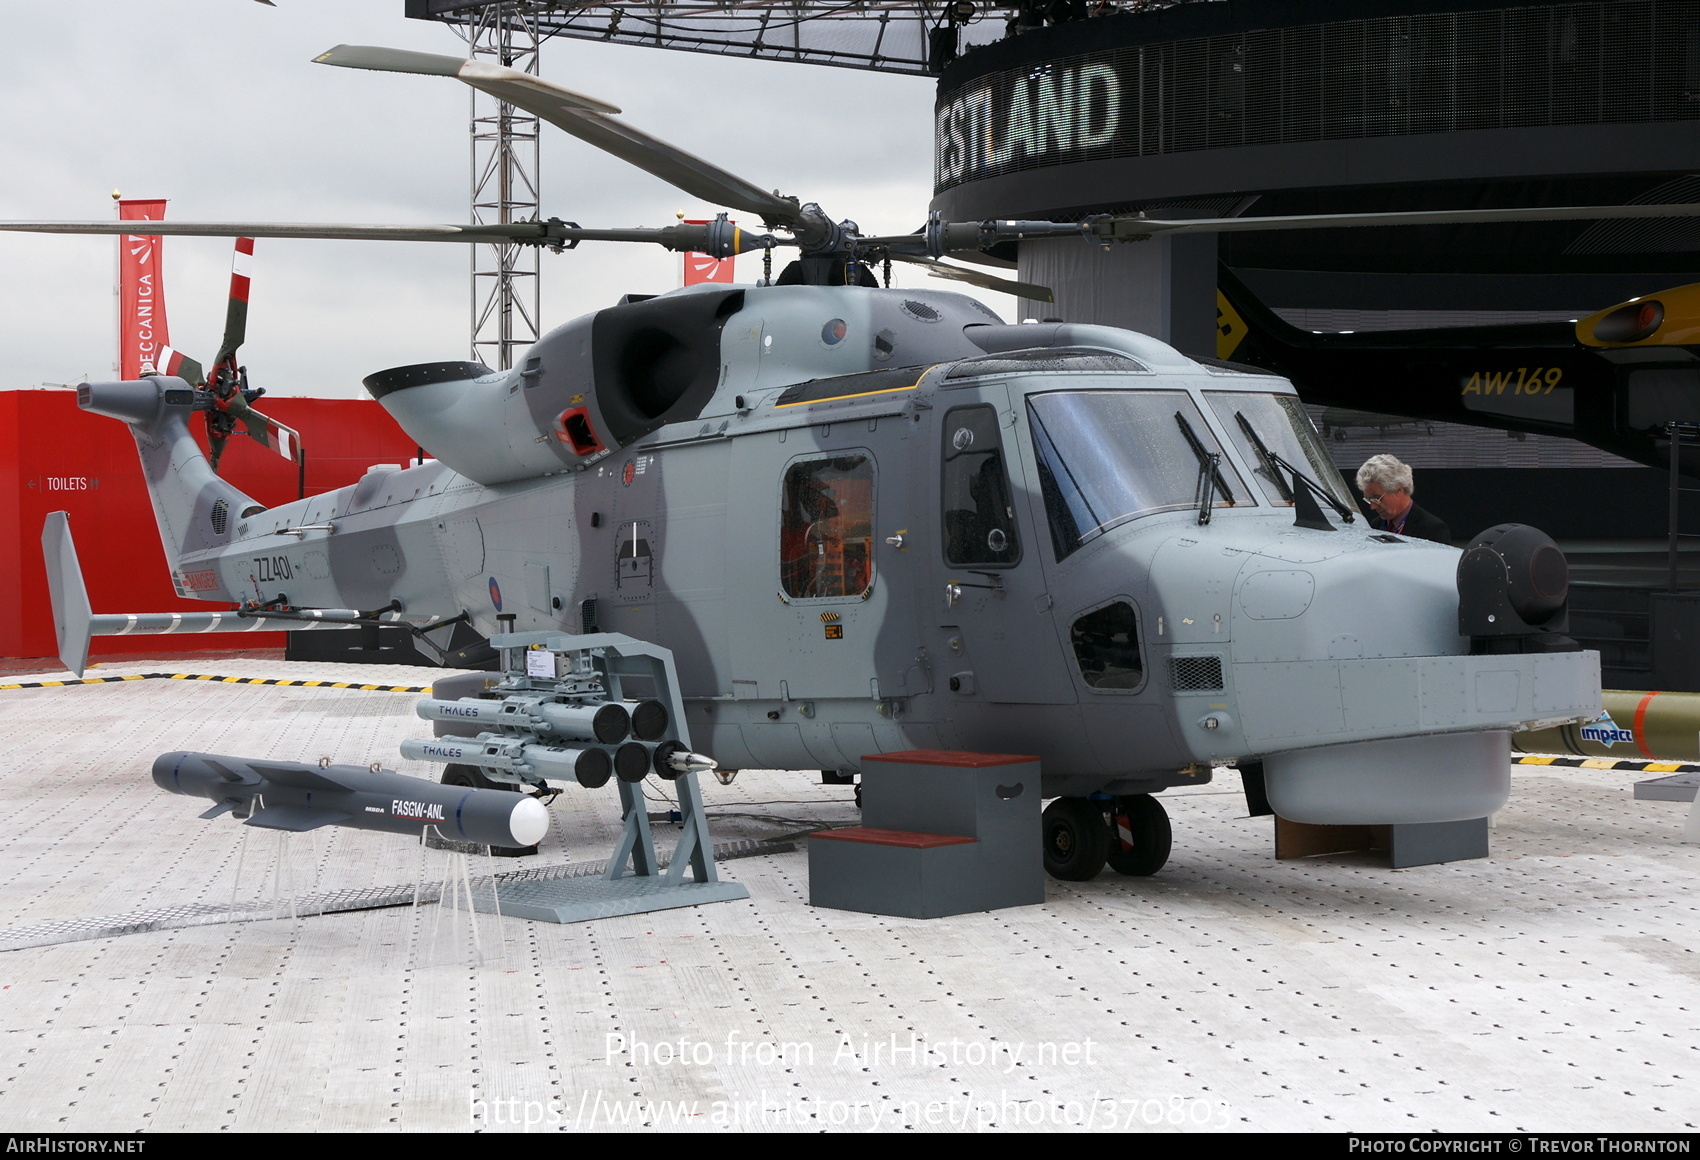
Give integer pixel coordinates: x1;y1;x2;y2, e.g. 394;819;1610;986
683;219;736;286
117;199;172;380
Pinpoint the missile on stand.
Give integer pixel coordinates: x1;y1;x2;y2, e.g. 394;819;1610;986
152;751;550;848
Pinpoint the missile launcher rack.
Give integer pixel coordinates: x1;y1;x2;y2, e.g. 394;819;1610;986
410;630;748;923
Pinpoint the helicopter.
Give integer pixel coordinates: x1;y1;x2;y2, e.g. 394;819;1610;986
1216;266;1700;474
11;44;1629;881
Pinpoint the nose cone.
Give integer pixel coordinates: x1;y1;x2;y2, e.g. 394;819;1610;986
152;751;196;795
507;795;550;848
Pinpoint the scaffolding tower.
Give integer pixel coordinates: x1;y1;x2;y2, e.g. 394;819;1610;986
464;3;542;371
410;0;1214;361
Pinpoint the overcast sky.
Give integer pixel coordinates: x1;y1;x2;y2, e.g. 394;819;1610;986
1;1;987;398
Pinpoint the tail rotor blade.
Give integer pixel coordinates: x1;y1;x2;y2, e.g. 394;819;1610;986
246;409;301;463
211;238;254;369
154;344;204;386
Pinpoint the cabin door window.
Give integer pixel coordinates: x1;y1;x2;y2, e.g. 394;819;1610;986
779;454;875;600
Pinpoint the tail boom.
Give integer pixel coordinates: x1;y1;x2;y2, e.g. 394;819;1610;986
78;375;264;595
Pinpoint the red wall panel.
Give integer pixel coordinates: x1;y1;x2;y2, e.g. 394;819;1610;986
0;391;422;661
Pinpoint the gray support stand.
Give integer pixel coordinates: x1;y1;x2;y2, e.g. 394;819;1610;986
1635;773;1700;801
465;631;749;923
1016;232;1218;358
1387;818;1490;869
1274;815;1491;868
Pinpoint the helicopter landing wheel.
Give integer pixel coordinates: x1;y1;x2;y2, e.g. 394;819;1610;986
1106;794;1171;877
441;763;500;791
1042;797;1109;881
440;764;540;858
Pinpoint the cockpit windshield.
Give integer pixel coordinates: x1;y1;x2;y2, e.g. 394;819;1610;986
1204;391;1356;512
1028;391;1251;561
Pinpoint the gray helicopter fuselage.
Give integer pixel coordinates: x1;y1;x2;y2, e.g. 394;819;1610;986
94;283;1598;806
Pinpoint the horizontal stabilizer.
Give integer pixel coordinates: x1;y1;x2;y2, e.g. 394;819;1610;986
41;512;92;677
244;805;348;832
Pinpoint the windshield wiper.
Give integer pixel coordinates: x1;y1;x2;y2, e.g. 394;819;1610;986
1175;411;1234;526
1235;411;1356;532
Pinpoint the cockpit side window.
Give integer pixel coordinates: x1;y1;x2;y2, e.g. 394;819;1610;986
1071;601;1144;691
941;405;1021;568
780;454;875;599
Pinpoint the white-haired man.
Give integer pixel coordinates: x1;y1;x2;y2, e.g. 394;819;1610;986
1356;454;1452;543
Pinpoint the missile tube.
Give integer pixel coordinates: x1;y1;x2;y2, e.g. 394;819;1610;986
416;696;631;744
399;734;619;789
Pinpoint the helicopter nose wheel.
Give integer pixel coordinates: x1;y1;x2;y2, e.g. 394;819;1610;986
1105;794;1171;877
1041;797;1111;881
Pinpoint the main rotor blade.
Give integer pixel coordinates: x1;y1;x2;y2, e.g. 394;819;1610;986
888;252;1054;302
315;44;804;230
0;220;743;248
311;45;620;113
1103;201;1700;238
0;220;545;243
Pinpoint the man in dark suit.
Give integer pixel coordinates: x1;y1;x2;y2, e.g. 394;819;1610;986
1356;453;1452;543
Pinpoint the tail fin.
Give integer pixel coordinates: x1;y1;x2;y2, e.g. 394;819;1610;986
1216;265;1315;365
77;376;260;597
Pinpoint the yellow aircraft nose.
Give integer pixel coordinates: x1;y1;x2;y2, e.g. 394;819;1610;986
1576;282;1700;347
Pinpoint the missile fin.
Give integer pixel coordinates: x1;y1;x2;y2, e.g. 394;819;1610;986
245;805;348;832
248;761;356;792
203;757;262;785
198;801;238;820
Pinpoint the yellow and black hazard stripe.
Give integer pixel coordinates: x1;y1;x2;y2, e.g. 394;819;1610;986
0;673;428;693
1515;753;1700;775
0;673;154;691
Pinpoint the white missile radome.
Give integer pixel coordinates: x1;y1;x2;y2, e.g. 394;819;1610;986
153;751;549;850
501;795;550;847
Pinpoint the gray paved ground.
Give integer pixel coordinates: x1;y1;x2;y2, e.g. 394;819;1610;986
0;658;1695;1132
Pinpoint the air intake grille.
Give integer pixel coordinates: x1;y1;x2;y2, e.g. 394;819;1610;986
209;500;229;537
1169;655;1224;692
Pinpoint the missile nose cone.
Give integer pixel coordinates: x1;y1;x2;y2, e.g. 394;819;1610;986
508;795;549;848
152;751;191;794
